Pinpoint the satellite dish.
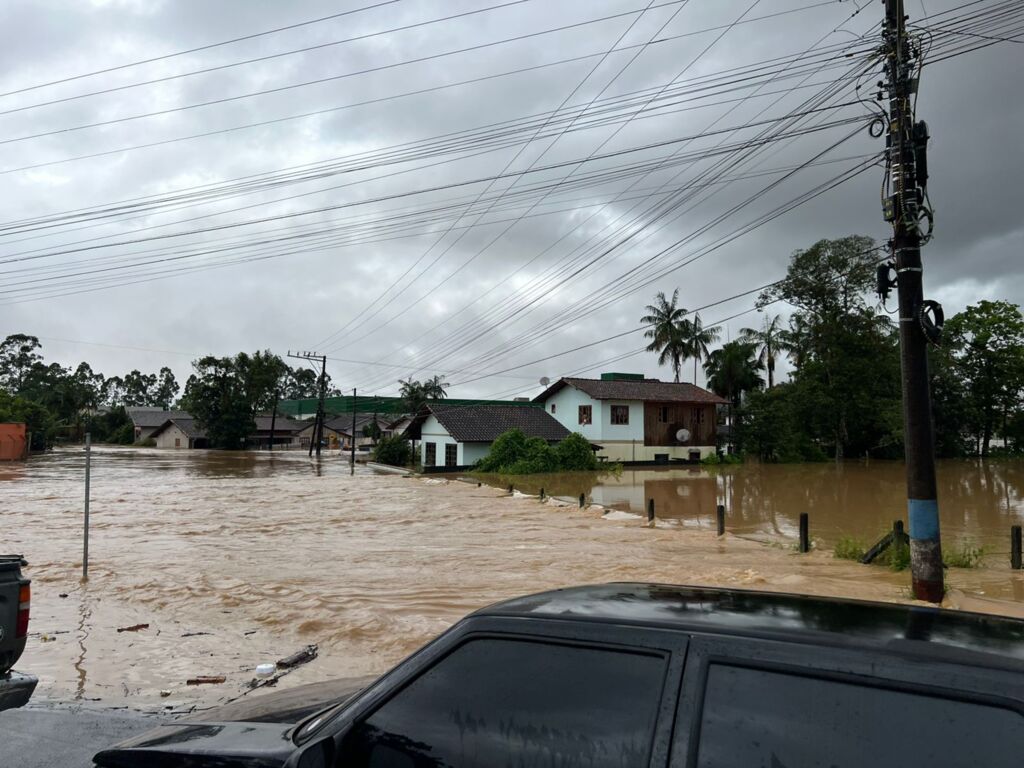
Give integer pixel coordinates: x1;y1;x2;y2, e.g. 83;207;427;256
675;428;691;443
539;377;551;387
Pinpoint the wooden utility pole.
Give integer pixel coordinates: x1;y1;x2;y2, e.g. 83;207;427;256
882;0;943;602
288;351;328;458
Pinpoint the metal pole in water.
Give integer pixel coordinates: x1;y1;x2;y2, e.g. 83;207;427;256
83;433;91;581
1012;526;1022;570
579;493;585;509
799;513;809;554
647;498;654;525
716;504;725;537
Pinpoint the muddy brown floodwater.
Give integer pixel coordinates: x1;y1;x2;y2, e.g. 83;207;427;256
4;448;1024;716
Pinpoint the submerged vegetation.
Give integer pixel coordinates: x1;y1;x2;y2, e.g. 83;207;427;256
944;542;986;569
476;430;599;474
833;535;867;562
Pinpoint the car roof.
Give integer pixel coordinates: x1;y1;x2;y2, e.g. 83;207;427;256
477;583;1024;665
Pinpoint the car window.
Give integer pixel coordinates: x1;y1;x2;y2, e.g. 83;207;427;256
340;637;668;768
695;663;1024;768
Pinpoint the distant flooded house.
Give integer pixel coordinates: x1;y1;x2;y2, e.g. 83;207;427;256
249;415;303;449
150;417;209;449
127;406;190;442
535;373;727;463
405;404;570;471
296;413;387;450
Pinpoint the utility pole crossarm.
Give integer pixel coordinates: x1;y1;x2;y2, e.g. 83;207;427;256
882;0;944;602
287;350;328;459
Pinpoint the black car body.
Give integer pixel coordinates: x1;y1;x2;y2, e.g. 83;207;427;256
0;554;36;712
95;583;1024;767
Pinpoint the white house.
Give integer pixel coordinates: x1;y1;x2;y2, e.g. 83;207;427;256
534;374;727;463
404;404;570;470
150;417;209;449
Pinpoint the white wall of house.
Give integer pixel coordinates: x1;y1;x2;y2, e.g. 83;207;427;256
544;385;603;441
542;386;717;462
154;424;190;449
462;442;491;466
419;414;460;467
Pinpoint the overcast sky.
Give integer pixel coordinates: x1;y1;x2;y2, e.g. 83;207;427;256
0;0;1020;399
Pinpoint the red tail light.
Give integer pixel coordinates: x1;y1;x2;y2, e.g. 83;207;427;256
15;583;29;638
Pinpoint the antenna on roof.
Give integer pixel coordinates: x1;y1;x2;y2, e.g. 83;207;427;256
539;377;550;387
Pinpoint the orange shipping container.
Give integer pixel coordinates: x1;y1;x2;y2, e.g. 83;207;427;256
0;423;28;461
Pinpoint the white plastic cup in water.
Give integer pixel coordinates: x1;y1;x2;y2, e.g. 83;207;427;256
255;663;277;678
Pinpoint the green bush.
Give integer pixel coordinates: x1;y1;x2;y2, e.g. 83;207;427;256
477;429;597;474
834;535;866;561
553;433;599;471
700;453;721;465
110;422;135;445
944;541;985;568
134;437;156;448
372;435;413;466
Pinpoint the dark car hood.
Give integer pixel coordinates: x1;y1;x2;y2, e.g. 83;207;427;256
93;676;375;767
182;675;376;725
93;721;295;768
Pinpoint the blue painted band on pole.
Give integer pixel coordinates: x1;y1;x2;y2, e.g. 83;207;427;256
908;498;940;540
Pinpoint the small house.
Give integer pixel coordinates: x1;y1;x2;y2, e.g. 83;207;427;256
150;417;209;449
404;404;570;471
249;415;303;449
535;373;727;463
297;413;387;450
127;407;190;442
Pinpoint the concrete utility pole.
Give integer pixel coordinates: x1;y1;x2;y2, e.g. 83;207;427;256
350;388;357;475
288;351;328;458
882;0;943;602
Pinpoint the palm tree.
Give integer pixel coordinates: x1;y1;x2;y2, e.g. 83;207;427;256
704;341;764;408
683;312;721;385
399;375;449;414
422;375;449;401
740;313;784;388
641;290;690;383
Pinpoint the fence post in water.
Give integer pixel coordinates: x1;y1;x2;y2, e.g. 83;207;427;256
83;433;91;581
579;493;585;509
647;498;655;526
508;484;514;495
799;513;809;553
1012;526;1022;570
716;504;725;537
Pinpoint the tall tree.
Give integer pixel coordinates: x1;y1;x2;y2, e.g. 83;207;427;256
152;367;179;409
0;334;43;392
740;313;784;388
683;312;720;385
180;356;254;449
398;376;449;414
641;289;690;383
942;300;1024;456
747;236;903;461
704;341;764;408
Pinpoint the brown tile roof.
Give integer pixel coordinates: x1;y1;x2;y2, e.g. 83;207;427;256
536;377;728;405
409;404;570;443
151;417;207;440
